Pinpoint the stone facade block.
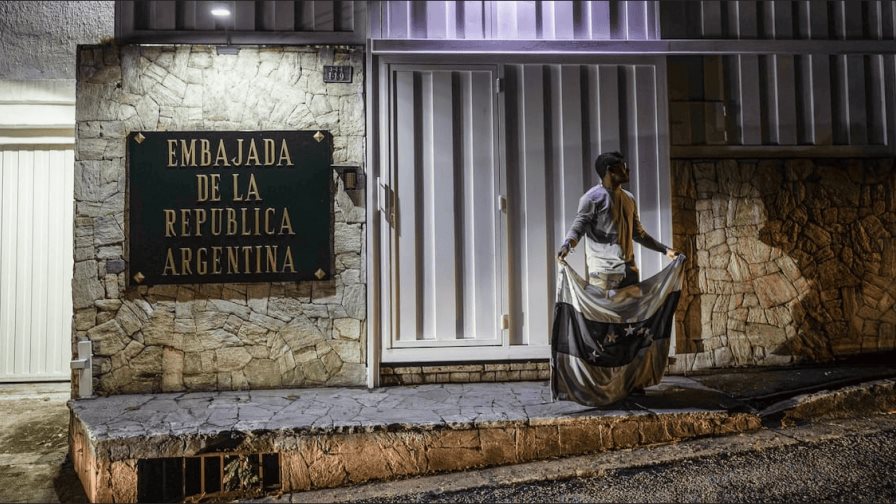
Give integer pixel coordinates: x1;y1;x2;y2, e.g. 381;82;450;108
75;44;366;394
670;158;896;372
381;362;550;385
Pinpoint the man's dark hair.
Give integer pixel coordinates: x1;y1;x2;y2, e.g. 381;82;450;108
594;151;624;179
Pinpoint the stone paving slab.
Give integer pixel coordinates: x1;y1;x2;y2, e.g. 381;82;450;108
70;376;746;444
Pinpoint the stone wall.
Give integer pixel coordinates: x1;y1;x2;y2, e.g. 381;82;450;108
74;45;366;394
380;362;550;386
670;158;896;372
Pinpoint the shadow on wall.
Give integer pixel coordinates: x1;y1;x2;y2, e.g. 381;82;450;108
671;158;896;372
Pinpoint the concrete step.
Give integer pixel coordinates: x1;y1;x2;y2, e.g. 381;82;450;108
69;377;759;502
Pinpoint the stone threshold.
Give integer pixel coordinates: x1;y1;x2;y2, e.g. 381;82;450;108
68;377;761;502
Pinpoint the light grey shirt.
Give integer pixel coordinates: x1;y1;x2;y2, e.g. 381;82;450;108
565;184;669;275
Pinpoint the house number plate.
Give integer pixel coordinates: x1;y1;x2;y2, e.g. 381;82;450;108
323;65;353;83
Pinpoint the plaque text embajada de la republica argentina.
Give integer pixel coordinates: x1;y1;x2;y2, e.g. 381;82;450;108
128;131;333;286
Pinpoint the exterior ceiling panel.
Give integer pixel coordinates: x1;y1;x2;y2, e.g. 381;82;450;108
377;1;660;41
116;0;366;44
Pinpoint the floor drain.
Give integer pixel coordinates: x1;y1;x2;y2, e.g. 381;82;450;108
137;453;280;502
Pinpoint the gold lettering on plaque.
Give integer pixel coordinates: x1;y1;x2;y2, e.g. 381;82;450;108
245;174;261;201
240;208;251;236
232;173;243;201
194;208;207;236
196;248;208;275
263;139;276;166
167;140;178;167
180;139;197;167
266;245;278;272
280;208;295;235
232;139;244;166
180;248;193;275
278;139;293;166
264;208;276;235
242;246;252;272
210;208;223;236
227;247;239;274
163;248;178;275
164;209;176;237
214;139;230;166
226;208;237;235
246;139;261;166
282;246;296;273
211;246;223;274
199;139;212;166
180;209;191;237
196;174;221;202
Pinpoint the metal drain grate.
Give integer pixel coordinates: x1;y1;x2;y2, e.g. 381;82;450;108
137;453;280;502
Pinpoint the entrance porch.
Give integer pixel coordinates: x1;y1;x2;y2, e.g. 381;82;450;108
69;377;757;502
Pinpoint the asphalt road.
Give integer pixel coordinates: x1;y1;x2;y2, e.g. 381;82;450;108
363;423;896;503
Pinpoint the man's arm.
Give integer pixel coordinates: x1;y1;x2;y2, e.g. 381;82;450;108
632;202;679;258
558;192;601;259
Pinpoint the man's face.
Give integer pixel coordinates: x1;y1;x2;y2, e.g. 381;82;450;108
608;161;630;184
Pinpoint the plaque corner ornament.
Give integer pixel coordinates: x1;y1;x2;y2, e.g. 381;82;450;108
134;132;146;144
314;268;327;280
313;131;325;143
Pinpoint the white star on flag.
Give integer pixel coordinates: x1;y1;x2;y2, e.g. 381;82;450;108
624;325;637;336
606;329;618;343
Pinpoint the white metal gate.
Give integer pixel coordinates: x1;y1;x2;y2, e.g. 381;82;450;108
0;147;75;381
504;61;672;352
381;65;507;363
377;60;672;363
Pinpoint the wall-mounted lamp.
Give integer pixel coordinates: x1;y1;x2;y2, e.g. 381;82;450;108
212;4;237;54
333;165;364;206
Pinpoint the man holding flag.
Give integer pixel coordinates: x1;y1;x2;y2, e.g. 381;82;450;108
553;151;685;406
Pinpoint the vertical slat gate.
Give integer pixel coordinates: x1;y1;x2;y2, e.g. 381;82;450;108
663;0;895;150
394;71;419;341
0;148;74;382
389;66;501;349
513;65;550;346
661;0;896;40
382;1;662;40
506;62;671;350
633;65;665;277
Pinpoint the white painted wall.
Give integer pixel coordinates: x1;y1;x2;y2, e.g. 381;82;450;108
0;0;107;381
0;147;75;381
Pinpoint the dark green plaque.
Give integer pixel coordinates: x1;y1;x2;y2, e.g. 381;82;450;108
127;130;333;286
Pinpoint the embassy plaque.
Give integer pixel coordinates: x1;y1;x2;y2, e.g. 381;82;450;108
127;130;333;286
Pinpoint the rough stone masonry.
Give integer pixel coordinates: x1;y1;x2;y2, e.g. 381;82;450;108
670;158;896;372
74;45;366;394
